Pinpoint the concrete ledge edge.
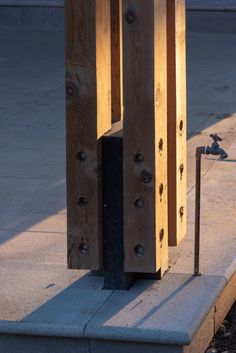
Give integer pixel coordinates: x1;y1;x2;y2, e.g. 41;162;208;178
0;322;84;338
0;320;191;346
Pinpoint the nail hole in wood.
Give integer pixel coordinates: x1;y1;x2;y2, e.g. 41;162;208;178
159;183;164;198
179;206;184;219
180;163;184;179
159;138;163;151
159;229;164;242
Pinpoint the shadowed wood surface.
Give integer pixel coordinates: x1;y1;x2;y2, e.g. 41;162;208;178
111;0;123;123
167;0;187;246
66;0;111;270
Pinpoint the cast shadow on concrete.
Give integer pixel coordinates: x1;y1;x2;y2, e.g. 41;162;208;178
206;158;236;163
20;273;152;330
133;276;195;328
0;27;66;250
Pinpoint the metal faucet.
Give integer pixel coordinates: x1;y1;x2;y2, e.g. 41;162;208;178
194;134;228;277
205;134;228;159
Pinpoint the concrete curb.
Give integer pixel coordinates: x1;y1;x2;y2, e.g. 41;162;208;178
0;274;229;345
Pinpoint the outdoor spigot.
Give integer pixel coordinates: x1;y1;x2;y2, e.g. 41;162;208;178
205;134;228;160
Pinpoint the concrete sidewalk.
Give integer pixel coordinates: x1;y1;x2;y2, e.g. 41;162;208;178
187;0;236;10
0;12;236;353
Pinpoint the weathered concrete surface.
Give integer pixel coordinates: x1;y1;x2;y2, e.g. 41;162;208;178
0;12;236;353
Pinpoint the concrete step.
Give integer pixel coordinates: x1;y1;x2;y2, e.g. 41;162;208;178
0;272;235;353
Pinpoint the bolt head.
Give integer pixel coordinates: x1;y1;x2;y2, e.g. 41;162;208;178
141;170;152;184
66;86;74;96
77;197;88;208
126;11;135;24
134;245;145;257
79;243;89;254
77;151;86;161
134;152;144;163
134;198;144;209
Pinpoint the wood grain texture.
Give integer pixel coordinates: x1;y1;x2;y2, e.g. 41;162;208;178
111;0;123;122
167;0;187;247
66;0;111;270
123;0;168;274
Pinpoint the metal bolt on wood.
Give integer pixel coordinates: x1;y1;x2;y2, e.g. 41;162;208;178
141;170;152;184
125;11;135;24
77;151;86;161
134;198;144;209
134;151;144;163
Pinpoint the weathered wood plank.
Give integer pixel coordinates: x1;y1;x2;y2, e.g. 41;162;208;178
111;0;123;122
167;0;187;246
66;0;111;270
123;0;168;274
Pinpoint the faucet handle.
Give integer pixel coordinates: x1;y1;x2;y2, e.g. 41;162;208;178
210;134;222;142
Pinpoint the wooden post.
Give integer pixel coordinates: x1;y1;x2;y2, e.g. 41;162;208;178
111;0;123;122
167;0;187;246
66;0;111;270
123;0;168;274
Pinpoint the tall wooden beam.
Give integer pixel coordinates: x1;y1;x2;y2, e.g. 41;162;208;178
123;0;168;274
66;0;111;270
111;0;123;122
167;0;187;246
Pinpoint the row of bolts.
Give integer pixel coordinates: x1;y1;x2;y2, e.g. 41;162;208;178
76;136;185;259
